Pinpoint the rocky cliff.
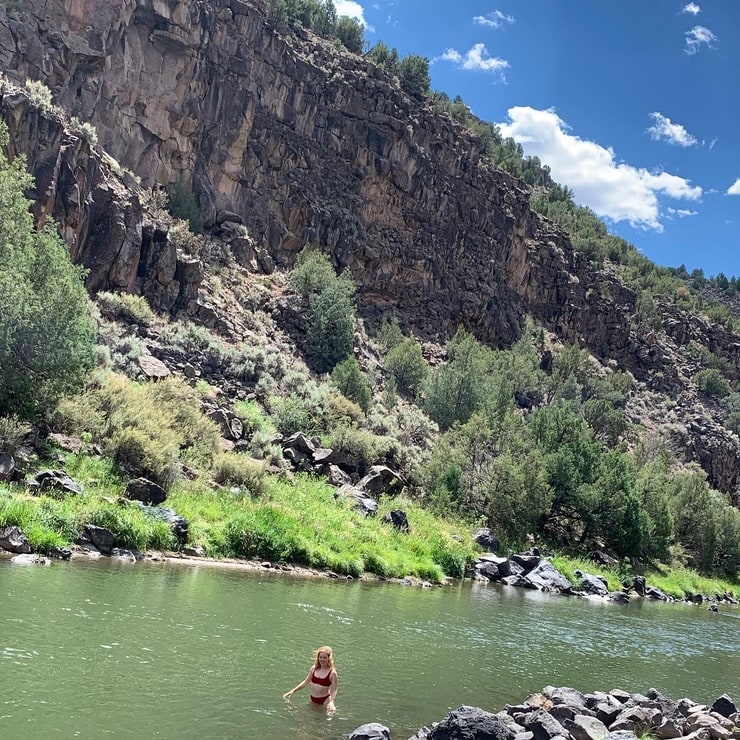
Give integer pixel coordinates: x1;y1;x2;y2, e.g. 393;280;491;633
0;0;738;497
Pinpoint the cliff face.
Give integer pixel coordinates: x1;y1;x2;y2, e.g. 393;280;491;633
0;0;738;496
0;0;638;352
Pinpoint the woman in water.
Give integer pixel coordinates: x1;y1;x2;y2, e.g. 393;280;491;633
283;645;337;713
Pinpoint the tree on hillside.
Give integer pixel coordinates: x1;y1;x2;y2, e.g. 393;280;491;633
0;121;96;418
335;16;364;54
398;54;430;98
290;250;356;373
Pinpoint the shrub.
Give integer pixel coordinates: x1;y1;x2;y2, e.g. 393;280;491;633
376;316;404;352
328;426;395;477
0;415;30;454
693;368;731;399
325;392;364;427
331;357;371;411
234;400;275;436
211;452;266;495
385;337;428;395
69;117;98;146
0;121;96;417
289;249;338;297
306;276;356;372
24;79;54;113
165;181;202;234
96;291;155;326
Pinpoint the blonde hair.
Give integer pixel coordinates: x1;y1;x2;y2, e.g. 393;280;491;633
313;646;334;669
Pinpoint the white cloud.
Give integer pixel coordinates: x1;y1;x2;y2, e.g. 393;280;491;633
437;43;509;77
709;137;718;150
667;207;698;218
682;2;701;14
473;10;514;29
685;25;717;54
497;106;703;231
727;178;740;196
334;1;373;31
647;112;697;147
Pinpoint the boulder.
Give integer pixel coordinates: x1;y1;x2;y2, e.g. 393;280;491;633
357;465;405;496
575;571;609;597
473;527;500;552
335;484;378;516
510;553;541;573
27;469;84;496
523;709;568;740
710;695;737;719
136;503;189;544
429;706;515;740
524;561;573;593
349;723;392;740
0;451;16;481
383;509;409;532
85;524;116;554
124;477;168;506
0;525;32;554
564;715;610;740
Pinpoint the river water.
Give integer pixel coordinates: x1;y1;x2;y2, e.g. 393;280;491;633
1;558;738;739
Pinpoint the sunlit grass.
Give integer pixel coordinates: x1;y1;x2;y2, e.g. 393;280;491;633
0;456;480;582
551;554;738;599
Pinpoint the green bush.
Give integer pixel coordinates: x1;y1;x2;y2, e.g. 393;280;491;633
693;368;731;399
211;452;266;495
289;249;338;297
165;182;202;234
290;251;357;373
331;357;371;412
0;121;96;417
24;79;54;113
385;337;428;395
96;291;155;326
398;54;431;98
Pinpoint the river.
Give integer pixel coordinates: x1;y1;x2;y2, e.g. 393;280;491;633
1;558;738;739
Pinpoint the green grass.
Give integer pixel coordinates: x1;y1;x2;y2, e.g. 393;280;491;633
552;553;739;599
0;457;480;582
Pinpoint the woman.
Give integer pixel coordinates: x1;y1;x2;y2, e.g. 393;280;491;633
283;645;338;713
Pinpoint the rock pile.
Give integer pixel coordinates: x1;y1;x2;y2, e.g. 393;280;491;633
347;687;739;740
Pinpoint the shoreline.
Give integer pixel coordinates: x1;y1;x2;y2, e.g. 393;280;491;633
4;545;738;611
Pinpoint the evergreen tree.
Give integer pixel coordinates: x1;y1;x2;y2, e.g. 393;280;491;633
0;122;95;417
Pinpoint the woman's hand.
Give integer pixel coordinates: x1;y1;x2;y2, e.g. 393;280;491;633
326;699;336;714
282;690;294;700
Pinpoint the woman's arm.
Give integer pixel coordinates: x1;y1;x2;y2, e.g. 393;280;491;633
282;670;311;699
325;670;338;712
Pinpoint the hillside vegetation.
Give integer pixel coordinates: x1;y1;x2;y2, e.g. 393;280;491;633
0;25;739;591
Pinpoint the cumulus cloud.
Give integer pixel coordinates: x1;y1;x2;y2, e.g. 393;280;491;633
497;106;702;231
334;0;373;31
682;2;701;14
727;179;740;196
647;112;698;147
473;10;514;29
437;43;509;77
685;25;717;54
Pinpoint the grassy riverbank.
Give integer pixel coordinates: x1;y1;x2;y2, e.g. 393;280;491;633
552;555;738;600
2;452;738;595
0;453;480;582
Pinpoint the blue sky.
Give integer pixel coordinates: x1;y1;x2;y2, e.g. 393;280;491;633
334;1;739;278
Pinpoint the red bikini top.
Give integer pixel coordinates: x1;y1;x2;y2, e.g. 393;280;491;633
311;668;332;687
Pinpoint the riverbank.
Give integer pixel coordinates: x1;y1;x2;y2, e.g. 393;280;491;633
350;686;740;740
1;454;738;599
